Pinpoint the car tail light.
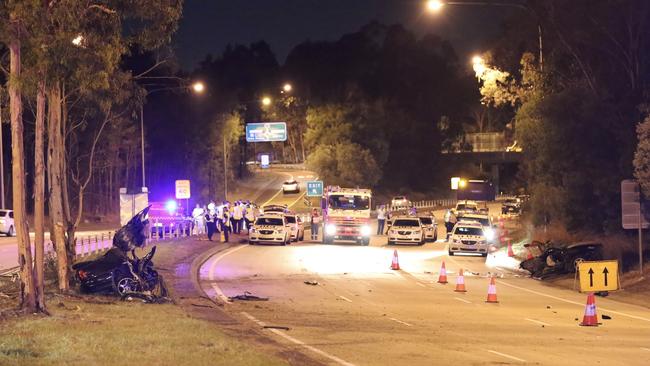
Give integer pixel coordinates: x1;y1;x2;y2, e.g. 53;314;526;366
78;270;88;280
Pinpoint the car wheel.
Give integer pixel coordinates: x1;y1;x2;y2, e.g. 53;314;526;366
248;240;254;245
448;250;455;256
434;231;438;241
569;257;585;273
8;226;15;237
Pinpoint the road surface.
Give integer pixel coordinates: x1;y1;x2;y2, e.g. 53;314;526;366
198;170;650;366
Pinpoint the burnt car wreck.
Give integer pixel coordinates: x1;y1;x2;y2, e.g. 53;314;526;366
72;207;168;302
520;241;604;279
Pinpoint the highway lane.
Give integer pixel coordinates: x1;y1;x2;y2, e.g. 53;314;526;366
201;238;650;365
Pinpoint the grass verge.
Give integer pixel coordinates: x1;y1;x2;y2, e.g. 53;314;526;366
0;296;287;366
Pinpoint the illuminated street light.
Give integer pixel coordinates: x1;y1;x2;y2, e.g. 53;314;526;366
191;81;205;93
72;34;84;46
283;83;293;93
472;55;487;78
261;96;272;106
426;0;444;12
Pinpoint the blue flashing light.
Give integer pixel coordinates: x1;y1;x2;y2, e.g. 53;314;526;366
165;200;178;214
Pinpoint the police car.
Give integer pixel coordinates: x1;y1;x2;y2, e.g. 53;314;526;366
249;214;292;245
448;220;489;256
284;214;305;242
388;216;425;245
418;215;438;242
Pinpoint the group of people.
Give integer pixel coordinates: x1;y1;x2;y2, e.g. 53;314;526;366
191;201;259;242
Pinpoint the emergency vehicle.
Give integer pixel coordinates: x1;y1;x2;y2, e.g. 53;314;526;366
321;186;372;245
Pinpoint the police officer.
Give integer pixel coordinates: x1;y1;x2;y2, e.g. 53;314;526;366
205;210;216;241
233;201;244;234
222;210;231;242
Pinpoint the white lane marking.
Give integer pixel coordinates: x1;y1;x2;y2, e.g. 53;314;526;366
524;318;551;326
499;280;650;323
486;349;527;362
207;245;250;304
288;176;319;208
416;282;426;287
388;317;413;327
454;297;472;304
338;295;353;303
641;347;650;352
241;312;357;366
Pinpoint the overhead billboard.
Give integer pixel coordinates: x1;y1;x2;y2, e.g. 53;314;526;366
246;122;287;142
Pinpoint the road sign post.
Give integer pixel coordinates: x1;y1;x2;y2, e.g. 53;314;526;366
306;181;323;197
577;260;619;292
175;180;191;200
621;180;647;273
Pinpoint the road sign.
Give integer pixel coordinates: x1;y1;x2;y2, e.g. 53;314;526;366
578;260;619;292
306;181;323;197
175;180;191;199
621;180;650;229
260;154;270;169
245;122;287;142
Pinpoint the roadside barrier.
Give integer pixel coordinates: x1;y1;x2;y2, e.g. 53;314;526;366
486;276;499;303
438;261;448;284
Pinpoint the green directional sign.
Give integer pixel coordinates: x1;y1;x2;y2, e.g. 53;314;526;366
306;181;323;197
246;122;287;142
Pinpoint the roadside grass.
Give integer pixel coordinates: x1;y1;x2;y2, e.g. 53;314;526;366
0;296;287;366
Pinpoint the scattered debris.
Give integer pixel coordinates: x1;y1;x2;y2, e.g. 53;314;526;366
574;317;579;321
304;280;319;286
424;271;432;274
263;325;290;330
229;291;269;301
191;303;213;308
546;305;552;309
602;314;612;320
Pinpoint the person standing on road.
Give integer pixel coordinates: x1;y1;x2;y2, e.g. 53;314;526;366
233;202;244;234
222;210;231;242
205;210;216;241
192;204;205;236
376;205;386;235
444;209;457;238
244;204;256;233
310;208;321;240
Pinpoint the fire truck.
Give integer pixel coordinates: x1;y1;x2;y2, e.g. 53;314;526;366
321;186;372;245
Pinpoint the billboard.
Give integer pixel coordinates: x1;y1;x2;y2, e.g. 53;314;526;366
246;122;287;142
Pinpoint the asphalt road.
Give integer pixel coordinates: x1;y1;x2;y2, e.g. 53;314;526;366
199;170;650;366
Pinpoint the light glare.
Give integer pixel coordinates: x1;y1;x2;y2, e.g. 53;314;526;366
426;0;444;12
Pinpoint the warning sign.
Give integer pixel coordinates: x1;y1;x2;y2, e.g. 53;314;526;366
578;260;619;292
175;180;191;199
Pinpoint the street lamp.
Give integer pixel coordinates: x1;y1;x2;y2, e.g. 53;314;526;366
472;55;486;78
140;80;205;189
425;0;543;71
261;96;272;107
282;83;293;93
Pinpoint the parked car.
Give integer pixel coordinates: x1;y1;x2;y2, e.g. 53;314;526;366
388;216;425;245
0;209;15;237
391;196;410;209
418;215;438;242
501;198;521;214
284;214;305;242
456;213;495;242
520;241;604;278
261;204;288;214
448;221;489;256
248;214;291;245
282;180;299;194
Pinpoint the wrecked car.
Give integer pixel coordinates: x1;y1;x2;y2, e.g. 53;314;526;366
520;241;604;278
73;206;168;300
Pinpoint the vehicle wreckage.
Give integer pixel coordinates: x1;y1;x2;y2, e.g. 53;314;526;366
520;240;604;279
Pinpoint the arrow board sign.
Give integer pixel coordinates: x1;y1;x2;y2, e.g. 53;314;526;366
578;260;619;292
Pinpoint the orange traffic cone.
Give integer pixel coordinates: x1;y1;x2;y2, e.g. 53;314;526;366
486;276;499;303
437;261;448;284
507;241;514;257
455;269;467;292
391;250;400;270
579;293;599;326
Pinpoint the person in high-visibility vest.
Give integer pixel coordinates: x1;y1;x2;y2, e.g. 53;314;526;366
222;210;231;242
232;202;244;234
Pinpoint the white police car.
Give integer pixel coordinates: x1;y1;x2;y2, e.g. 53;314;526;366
388;216;425;245
249;214;291;245
448;220;489;256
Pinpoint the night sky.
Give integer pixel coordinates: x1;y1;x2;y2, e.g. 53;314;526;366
174;0;517;70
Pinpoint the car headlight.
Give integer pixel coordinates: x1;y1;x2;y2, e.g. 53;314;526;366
325;224;336;235
389;230;396;235
249;228;256;233
360;225;371;236
413;230;421;234
484;228;495;241
0;219;4;224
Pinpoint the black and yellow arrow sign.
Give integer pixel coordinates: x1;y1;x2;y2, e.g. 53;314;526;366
579;260;618;292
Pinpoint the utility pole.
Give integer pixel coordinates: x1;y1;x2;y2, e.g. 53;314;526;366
140;104;146;189
223;134;228;201
0;91;4;208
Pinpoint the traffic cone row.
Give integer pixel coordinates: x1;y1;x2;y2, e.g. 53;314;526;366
437;261;448;284
454;269;466;292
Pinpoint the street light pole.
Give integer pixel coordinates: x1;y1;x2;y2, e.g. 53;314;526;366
223;134;228;201
140;103;146;189
0;95;4;208
428;0;543;71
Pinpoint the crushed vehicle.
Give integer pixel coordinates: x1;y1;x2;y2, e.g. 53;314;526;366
73;207;168;301
520;240;604;278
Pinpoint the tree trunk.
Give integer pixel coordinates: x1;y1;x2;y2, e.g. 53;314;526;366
34;78;47;310
47;82;69;292
9;31;37;312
